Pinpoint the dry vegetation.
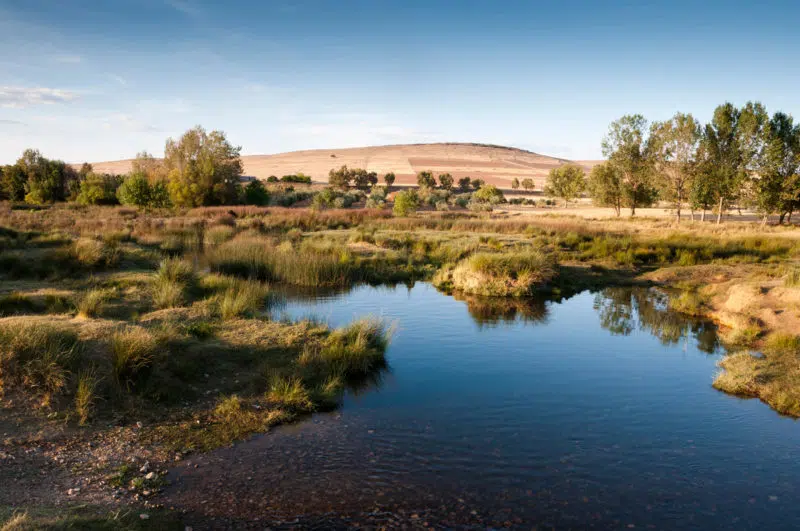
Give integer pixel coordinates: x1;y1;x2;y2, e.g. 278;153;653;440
3;201;800;525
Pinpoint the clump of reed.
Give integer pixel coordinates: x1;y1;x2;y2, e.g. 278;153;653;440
0;321;82;407
446;250;558;297
299;317;393;377
208;238;357;287
111;326;157;391
77;288;114;318
217;279;272;320
151;258;196;309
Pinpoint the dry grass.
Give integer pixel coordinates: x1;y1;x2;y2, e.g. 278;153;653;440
714;333;800;416
443;250;558;297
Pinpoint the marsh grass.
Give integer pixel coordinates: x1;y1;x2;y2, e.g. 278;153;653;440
152;258;196;309
75;370;99;425
447;250;558;297
266;376;313;411
77;288;114;318
714;333;800;416
111;327;157;391
217;280;271;320
0;321;81;406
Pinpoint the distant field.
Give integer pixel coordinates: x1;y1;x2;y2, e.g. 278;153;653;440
83;142;602;189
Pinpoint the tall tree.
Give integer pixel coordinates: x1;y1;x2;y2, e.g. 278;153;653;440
754;112;800;224
165;126;243;207
601;115;656;215
383;172;396;187
648;112;701;222
697;102;768;224
417;170;436;189
544;164;586;207
438;173;454;190
587;162;623;216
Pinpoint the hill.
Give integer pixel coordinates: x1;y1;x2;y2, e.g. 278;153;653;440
84;143;600;189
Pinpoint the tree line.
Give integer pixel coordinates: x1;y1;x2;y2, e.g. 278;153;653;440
543;102;800;224
0;126;271;209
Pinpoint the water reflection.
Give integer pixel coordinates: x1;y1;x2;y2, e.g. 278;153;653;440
452;291;548;327
594;287;720;354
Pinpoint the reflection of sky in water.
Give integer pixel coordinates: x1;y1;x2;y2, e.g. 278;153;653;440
168;285;800;529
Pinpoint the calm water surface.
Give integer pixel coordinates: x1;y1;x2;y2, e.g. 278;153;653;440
167;284;800;529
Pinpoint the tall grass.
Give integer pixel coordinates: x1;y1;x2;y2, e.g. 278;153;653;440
447;250;558;297
311;317;393;376
77;288;113;318
266;376;313;411
152;258;196;309
111;327;157;391
74;370;98;425
0;322;81;406
217;280;271;320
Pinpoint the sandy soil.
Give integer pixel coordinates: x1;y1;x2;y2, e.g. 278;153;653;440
82;143;602;189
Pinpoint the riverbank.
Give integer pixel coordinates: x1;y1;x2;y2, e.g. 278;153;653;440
2;204;800;527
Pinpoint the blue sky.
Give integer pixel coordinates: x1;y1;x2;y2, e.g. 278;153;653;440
1;0;799;163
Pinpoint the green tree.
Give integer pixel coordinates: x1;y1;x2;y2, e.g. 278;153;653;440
438;173;454;190
511;177;520;190
471;178;485;190
544;164;586;207
521;178;535;191
393;189;419;216
587;162;623;216
165;126;243;207
754;111;800;224
132;151;167;182
473;184;505;204
417;170;436;189
75;173;122;205
383;172;396;187
117;172;152;207
352;168;371;190
697;102;768;224
243;179;271;205
458;177;472;191
1;164;26;201
649;112;701;221
602;115;657;215
328;165;352;190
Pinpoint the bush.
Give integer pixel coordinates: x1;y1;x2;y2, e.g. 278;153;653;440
243;179;271;205
473;184;505;204
217;280;270;320
77;288;113;318
393;189;419;217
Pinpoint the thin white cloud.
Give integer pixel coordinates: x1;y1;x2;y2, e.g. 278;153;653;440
110;74;127;86
0;119;25;126
0;87;79;108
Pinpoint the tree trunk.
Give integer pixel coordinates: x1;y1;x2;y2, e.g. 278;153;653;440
716;197;724;225
789;209;794;224
676;205;681;223
761;215;769;227
701;209;706;222
690;209;695;222
630;203;636;217
779;212;787;225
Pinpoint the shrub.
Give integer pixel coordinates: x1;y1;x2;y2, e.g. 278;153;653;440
243;179;271;205
152;258;196;309
473;184;505;204
393;189;419;217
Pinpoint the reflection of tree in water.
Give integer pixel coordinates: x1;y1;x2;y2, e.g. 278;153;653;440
452;292;549;327
594;288;720;354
